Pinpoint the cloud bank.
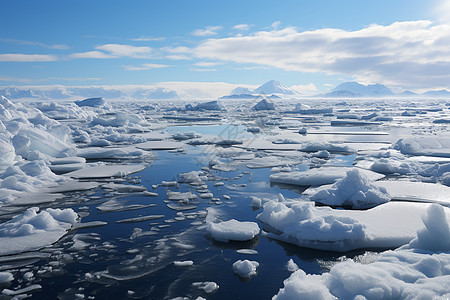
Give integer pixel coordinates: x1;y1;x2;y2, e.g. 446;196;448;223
193;20;450;90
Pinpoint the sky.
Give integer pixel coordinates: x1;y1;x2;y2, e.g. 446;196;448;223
1;0;449;96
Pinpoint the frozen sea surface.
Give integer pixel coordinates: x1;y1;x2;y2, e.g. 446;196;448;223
0;96;449;299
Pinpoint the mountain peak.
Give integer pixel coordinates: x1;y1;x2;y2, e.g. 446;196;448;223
254;80;296;95
327;81;393;97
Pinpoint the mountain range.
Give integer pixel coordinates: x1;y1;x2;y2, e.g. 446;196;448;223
0;86;179;100
2;80;450;100
320;81;450;98
219;80;298;99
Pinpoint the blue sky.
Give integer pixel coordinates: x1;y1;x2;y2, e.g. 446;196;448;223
1;0;449;95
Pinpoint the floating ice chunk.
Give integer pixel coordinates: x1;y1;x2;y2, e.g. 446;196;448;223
270;167;384;187
251;196;262;209
286;259;299;272
310;169;390;209
65;164;145;179
0;272;13;283
130;228;158;239
395;137;450;157
72;221;108;230
174;260;194;267
2;284;42;296
167;191;197;201
192;281;219;294
172;131;202;141
102;182;147;193
49;163;86;174
258;199;439;252
167;203;197;211
177;171;205;184
300;142;356;153
74;97;105;107
273;204;450;300
44;181;99;193
253;98;275;111
236;249;258;255
232;260;259;278
374;181;450;206
97;199;156;212
76;146;144;159
116;214;164;223
0;207;78;256
207;219;260;242
186;100;226;111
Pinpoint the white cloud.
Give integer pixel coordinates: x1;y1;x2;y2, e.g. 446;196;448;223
70;51;116;59
290;83;318;94
192;26;223;36
95;44;153;58
193;62;220;67
166;54;191;60
271;21;281;29
233;24;250;31
0;38;69;49
190;68;217;72
123;63;170;71
0;54;58;62
164;46;191;54
193;20;450;90
131;37;166;42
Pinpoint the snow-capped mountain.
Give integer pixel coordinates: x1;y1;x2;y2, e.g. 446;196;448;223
253;80;297;95
230;87;253;95
422;90;450;97
325;82;394;97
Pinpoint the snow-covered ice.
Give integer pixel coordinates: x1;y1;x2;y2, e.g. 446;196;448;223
232;260;259;278
273;204;450;299
309;169;390;208
270;167;384;187
0;207;78;256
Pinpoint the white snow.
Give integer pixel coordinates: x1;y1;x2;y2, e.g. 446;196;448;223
374;181;450;206
273;204;450;299
257;197;447;252
395;137;450;157
206;209;260;242
232;260;259;278
309;169;390;208
0;207;78;256
174;260;194;267
270;167;384;187
252;98;276;111
65;164;145;179
192;281;219;294
0;272;14;283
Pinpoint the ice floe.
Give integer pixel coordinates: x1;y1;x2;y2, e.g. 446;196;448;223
206;208;260;242
273;204;450;299
0;207;78;256
232;260;259;278
258;197;448;252
270;167;384;187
